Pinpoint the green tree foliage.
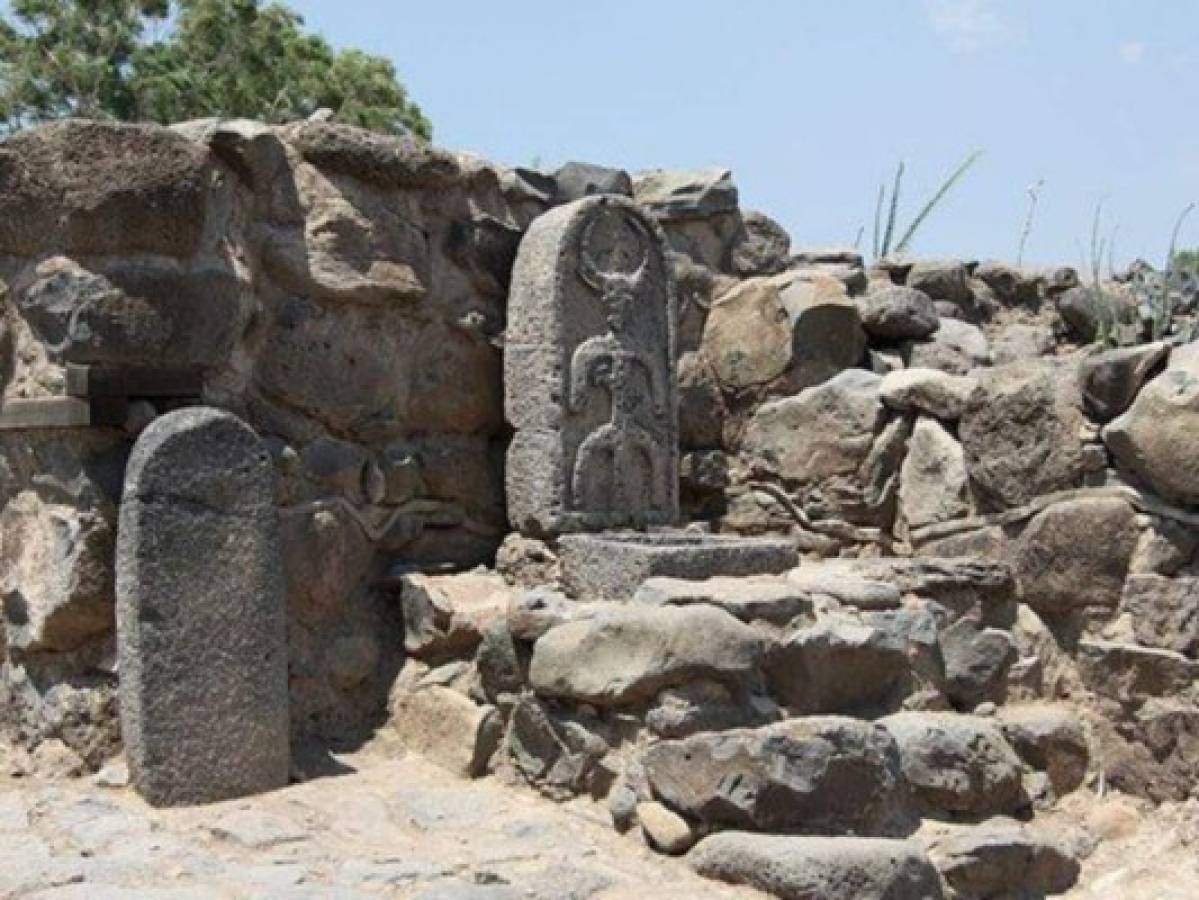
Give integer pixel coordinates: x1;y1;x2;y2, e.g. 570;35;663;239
0;0;431;138
1172;248;1199;274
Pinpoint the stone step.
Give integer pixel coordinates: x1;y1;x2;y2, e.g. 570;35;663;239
919;818;1082;899
687;832;945;900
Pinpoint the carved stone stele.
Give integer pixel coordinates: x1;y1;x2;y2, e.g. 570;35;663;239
116;407;289;806
505;196;678;536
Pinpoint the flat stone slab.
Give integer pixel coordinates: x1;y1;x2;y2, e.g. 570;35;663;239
559;531;798;601
116;407;289;806
633;575;816;625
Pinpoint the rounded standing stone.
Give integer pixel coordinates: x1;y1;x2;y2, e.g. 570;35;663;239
116;407;289;807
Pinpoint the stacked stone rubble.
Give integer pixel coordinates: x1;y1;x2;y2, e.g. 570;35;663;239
2;117;1198;896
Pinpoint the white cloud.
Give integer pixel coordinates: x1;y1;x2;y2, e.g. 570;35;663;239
1118;41;1146;64
923;0;1007;53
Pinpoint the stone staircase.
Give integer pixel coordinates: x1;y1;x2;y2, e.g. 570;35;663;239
381;552;1194;899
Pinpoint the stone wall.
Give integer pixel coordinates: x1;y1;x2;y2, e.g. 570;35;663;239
0;118;536;753
1;117;1196;798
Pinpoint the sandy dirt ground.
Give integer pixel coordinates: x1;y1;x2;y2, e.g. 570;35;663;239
1;738;1195;899
0;739;757;900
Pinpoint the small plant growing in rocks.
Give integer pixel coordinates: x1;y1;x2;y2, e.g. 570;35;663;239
870;150;983;261
1086;202;1198;347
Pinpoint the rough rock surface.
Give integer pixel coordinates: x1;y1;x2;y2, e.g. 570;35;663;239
767;617;911;714
389;685;501;779
743;369;883;483
1014;496;1138;617
959;362;1087;509
1079;343;1168;422
858;285;939;340
882;712;1026;817
688;832;945;900
701;270;865;395
937;616;1016;708
0;492;114;653
528;604;766;706
633;575;815;625
1104;356;1199;504
922;820;1080;898
879;368;977;421
898;417;970;531
995;704;1089;796
904;319;991;374
642;716;909;835
730;210;791;277
1119;575;1199;657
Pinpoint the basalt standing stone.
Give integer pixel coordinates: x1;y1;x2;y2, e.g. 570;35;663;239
505;196;678;535
116;407;288;807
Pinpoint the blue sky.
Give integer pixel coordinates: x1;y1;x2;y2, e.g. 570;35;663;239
5;0;1198;266
281;0;1199;267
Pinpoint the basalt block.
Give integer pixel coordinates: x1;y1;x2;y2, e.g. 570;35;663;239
559;531;798;601
505;196;679;535
116;407;288;807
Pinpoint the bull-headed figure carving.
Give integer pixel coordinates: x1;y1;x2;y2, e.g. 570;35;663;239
567;208;670;520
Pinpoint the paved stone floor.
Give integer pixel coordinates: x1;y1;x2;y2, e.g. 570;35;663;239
4;740;1197;899
0;745;757;899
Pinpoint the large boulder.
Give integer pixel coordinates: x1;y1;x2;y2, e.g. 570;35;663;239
688;833;945;900
397;572;511;662
0;120;213;258
879;368;977;421
254;296;409;436
903;319;991;374
767;617;911;715
280;502;373;627
1056;283;1137;342
811;557;1015;608
1077;640;1197;705
743;369;883;481
642;716;909;835
0;491;114;653
15;256;243;368
990;323;1057;365
633;168;739;219
730;210;791;277
281;121;460;188
937;617;1016;708
389;685;502;778
995;704;1089;796
676;351;724;449
633;575;816;626
958;362;1088;509
897;417;969;532
785;564;902;609
858;286;939;340
923;821;1080;899
906;259;974;307
528;605;766;706
1013;496;1138;617
881;712;1026;817
1119;575;1199;657
632;168;741;271
551;161;632;202
1104;350;1199;504
1078;343;1168;422
701;271;865;395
